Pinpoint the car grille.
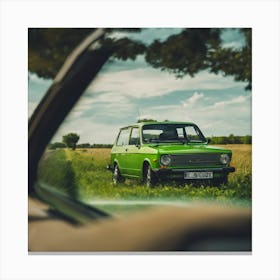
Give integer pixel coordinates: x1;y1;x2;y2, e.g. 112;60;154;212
170;153;222;166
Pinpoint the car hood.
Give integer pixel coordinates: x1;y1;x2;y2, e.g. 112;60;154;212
148;144;231;154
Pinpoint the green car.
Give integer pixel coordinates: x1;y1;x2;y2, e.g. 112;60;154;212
110;121;235;187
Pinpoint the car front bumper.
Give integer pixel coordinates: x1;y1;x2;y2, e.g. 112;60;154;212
153;167;235;180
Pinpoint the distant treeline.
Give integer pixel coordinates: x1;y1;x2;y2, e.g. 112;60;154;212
48;142;113;149
48;134;251;149
209;135;252;144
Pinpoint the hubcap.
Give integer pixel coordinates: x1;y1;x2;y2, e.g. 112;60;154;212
113;166;118;185
146;167;151;187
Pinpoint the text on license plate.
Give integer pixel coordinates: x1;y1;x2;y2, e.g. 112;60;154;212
184;171;213;179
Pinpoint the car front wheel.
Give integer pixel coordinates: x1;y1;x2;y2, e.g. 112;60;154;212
143;164;157;187
112;164;124;186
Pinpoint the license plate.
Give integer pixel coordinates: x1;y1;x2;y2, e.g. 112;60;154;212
184;171;213;179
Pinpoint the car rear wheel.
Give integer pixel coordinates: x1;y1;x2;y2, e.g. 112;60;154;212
112;164;124;186
143;164;157;187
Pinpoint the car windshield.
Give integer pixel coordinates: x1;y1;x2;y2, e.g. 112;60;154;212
29;28;252;219
142;123;206;144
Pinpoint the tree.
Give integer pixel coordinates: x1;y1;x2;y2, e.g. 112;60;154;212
28;28;251;90
28;28;144;79
77;143;91;148
48;142;66;149
146;28;251;90
137;118;157;123
62;133;80;150
242;135;252;144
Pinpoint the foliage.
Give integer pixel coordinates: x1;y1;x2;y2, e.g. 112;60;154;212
137;118;157;123
49;135;251;149
77;143;91;148
145;28;251;90
38;145;251;209
28;28;251;90
211;29;252;90
210;135;252;144
28;28;94;79
91;143;113;148
49;142;113;149
48;142;66;149
28;28;145;79
146;29;220;77
38;149;78;199
62;132;80;150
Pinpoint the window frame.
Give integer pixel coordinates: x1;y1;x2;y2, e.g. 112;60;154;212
128;126;140;146
116;127;131;146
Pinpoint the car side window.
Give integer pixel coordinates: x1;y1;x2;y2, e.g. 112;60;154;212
185;126;201;142
116;128;130;146
176;127;185;139
129;127;140;145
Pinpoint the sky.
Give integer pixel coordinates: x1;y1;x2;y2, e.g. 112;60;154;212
28;28;251;144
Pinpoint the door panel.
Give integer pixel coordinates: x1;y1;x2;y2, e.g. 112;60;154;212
126;127;142;177
114;128;131;175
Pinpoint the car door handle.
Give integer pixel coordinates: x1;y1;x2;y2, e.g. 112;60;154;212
125;148;128;152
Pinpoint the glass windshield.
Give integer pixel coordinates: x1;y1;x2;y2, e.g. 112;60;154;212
142;123;206;144
28;28;253;254
29;28;252;219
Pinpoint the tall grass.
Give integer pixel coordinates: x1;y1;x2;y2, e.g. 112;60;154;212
38;149;78;199
220;144;252;199
38;145;252;205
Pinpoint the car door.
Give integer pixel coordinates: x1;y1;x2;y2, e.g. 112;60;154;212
126;127;142;177
114;127;131;175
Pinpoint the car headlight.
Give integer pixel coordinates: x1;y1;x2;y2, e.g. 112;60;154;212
160;155;171;166
220;154;230;165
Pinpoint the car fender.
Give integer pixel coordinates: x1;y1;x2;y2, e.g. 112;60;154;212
142;158;158;175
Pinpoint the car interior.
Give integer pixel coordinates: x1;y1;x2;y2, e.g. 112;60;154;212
28;28;252;252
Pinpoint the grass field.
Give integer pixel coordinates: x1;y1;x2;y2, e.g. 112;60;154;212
38;144;252;210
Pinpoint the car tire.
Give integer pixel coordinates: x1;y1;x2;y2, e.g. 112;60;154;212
112;164;124;186
143;164;157;187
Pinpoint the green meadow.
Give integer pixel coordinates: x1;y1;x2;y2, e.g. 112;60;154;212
38;145;252;211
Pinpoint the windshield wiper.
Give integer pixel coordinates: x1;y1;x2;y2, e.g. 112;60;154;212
148;139;188;145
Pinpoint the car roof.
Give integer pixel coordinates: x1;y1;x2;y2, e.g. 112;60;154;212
120;121;196;129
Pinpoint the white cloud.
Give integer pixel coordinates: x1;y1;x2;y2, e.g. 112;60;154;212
90;92;128;103
69;100;96;119
28;72;52;85
28;102;37;117
30;62;250;144
222;41;244;49
52;119;120;144
129;93;252;137
60;88;251;142
65;91;134;121
213;95;248;108
88;68;246;100
181;92;204;107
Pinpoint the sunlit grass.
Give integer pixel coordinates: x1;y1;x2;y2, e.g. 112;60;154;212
38;145;252;207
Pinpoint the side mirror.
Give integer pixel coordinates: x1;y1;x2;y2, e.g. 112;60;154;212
207;138;211;144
